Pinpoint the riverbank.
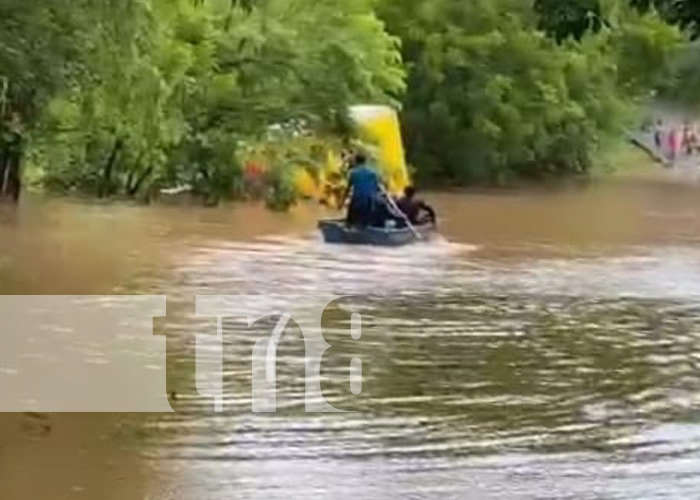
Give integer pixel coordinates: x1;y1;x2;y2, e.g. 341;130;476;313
15;136;668;211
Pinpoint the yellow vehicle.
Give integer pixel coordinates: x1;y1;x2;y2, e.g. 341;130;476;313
295;105;411;205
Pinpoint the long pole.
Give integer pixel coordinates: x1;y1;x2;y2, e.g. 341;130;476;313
380;187;422;241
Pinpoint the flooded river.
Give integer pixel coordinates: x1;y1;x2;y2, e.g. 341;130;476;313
1;170;700;499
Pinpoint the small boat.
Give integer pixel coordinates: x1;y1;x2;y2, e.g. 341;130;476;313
318;219;437;247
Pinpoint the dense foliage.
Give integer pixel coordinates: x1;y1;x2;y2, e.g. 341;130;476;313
0;0;695;201
632;0;700;38
530;0;700;108
534;0;604;42
1;0;403;203
378;0;680;184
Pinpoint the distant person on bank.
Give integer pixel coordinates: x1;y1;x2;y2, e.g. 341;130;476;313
667;127;680;163
653;119;664;150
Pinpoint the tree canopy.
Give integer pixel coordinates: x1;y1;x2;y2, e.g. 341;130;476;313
0;0;695;202
1;0;404;203
378;0;679;184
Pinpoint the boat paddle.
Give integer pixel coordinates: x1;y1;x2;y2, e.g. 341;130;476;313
380;186;423;242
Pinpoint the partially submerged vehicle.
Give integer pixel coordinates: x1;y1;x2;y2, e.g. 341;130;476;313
297;105;440;246
295;105;412;204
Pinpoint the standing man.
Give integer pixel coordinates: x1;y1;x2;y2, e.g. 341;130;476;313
341;153;381;227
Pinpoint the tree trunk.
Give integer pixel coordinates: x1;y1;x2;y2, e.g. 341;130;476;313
0;134;23;204
6;149;21;202
99;137;124;198
127;166;153;197
125;169;136;196
0;148;8;197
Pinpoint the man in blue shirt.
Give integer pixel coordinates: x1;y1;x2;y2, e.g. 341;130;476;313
342;153;381;227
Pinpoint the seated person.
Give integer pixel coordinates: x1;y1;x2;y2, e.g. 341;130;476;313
396;186;436;225
372;191;402;228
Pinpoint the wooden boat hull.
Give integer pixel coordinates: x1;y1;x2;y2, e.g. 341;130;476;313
318;219;437;247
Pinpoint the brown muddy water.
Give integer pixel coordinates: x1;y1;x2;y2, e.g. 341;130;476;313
1;170;700;499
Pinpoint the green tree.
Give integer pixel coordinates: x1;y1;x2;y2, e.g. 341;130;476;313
21;0;404;202
534;0;604;42
631;0;700;38
3;0;683;200
378;0;678;185
171;0;405;202
0;0;100;199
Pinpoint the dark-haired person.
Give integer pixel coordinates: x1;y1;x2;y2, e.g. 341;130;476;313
396;186;436;226
341;153;381;227
653;119;664;150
